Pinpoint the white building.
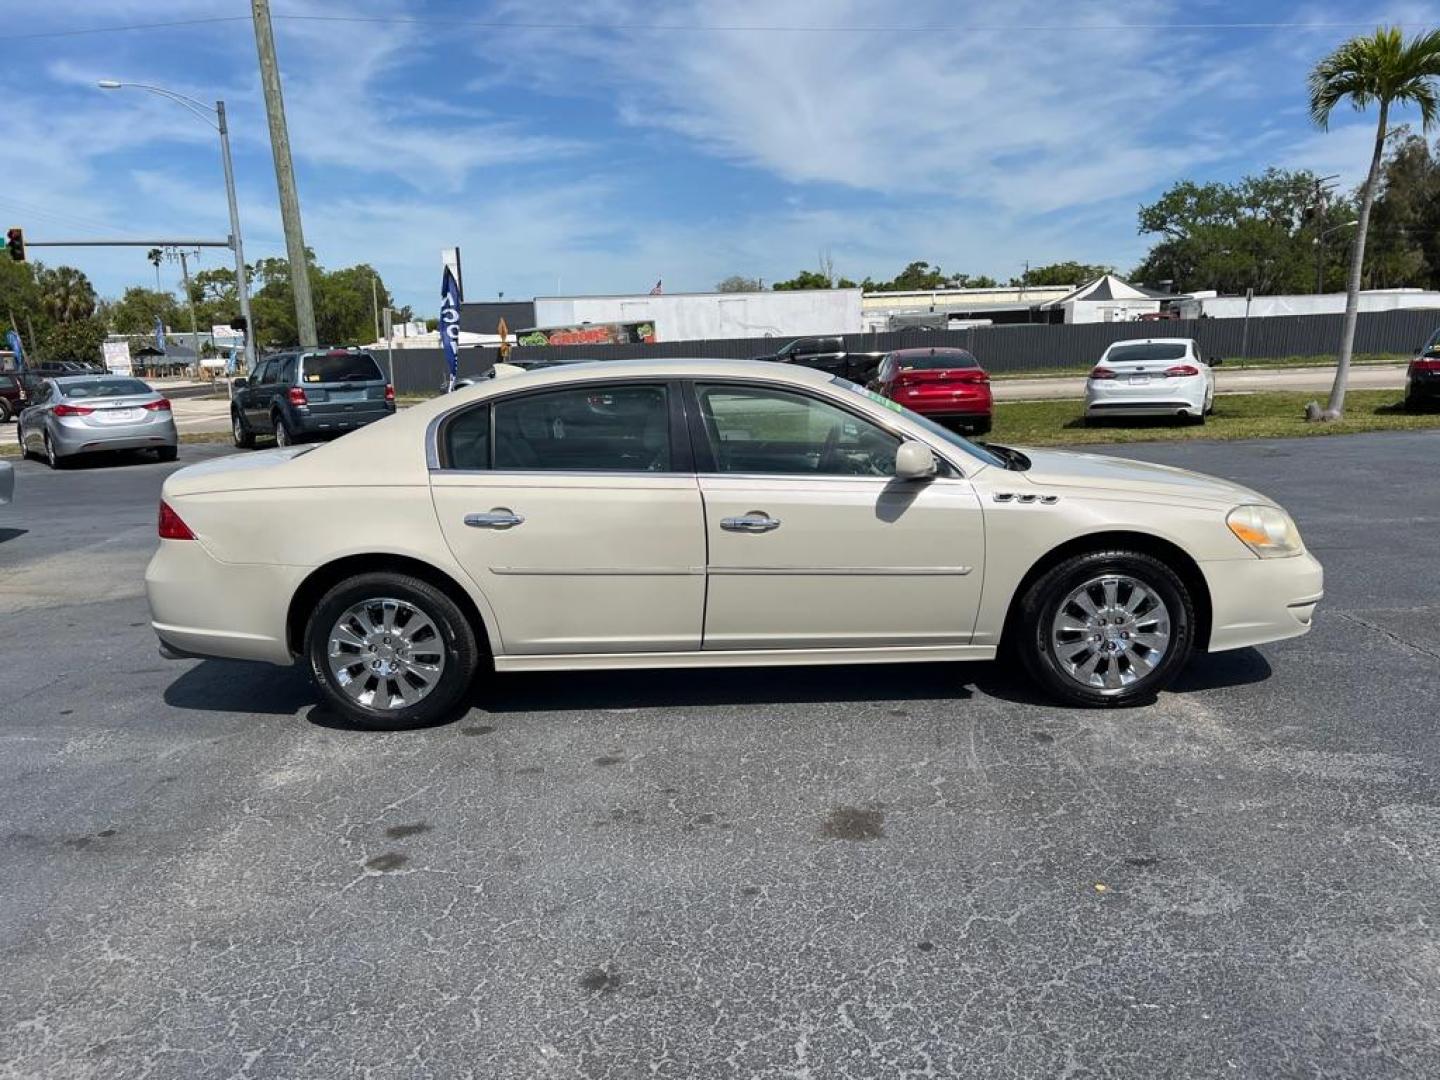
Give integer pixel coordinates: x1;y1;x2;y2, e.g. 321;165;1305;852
532;288;862;341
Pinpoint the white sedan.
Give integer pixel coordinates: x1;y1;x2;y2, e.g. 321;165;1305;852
146;359;1322;729
1085;337;1217;424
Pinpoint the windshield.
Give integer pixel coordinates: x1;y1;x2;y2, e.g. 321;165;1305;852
62;378;151;399
302;352;384;383
892;349;978;370
831;376;1007;469
1105;342;1189;364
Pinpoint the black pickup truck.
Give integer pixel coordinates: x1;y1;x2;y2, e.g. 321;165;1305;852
751;336;887;384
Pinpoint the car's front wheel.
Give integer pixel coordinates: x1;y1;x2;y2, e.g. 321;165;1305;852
1017;550;1194;707
305;572;480;729
232;409;255;449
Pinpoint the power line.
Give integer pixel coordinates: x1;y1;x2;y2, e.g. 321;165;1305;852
8;13;1436;41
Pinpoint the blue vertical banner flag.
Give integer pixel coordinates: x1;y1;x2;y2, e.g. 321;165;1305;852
154;316;166;353
5;329;24;370
439;266;462;391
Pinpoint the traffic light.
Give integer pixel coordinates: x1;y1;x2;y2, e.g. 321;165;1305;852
5;228;23;262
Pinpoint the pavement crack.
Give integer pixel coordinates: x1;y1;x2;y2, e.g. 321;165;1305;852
1334;611;1440;663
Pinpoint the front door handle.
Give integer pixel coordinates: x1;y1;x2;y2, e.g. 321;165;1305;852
465;510;525;529
721;514;781;533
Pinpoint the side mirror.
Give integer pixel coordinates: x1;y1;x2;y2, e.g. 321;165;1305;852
895;440;937;481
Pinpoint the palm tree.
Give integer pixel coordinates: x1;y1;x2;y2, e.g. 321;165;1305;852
1309;26;1440;419
37;266;98;324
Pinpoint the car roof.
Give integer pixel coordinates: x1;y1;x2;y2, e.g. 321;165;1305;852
890;347;976;357
467;357;838;392
1105;338;1196;347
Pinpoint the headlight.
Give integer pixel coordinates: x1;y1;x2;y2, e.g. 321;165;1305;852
1227;504;1303;558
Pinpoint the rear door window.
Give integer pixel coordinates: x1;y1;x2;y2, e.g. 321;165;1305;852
303;352;383;384
492;384;671;471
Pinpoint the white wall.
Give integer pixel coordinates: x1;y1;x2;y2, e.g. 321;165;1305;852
532;289;863;341
1181;289;1440;320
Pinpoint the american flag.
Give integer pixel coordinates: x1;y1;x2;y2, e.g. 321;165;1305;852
649;279;663;295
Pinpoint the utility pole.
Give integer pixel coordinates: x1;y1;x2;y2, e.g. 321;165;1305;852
215;100;257;371
252;0;317;348
372;272;381;343
178;251;202;374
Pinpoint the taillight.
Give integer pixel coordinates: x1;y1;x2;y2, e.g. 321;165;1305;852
957;370;990;384
158;500;195;540
287;387;308;406
53;403;94;416
143;398;172;411
384;384;395;402
1164;364;1201;377
1089;367;1118;381
1412;358;1440;374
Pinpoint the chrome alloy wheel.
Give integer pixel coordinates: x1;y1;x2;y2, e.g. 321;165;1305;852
1050;574;1171;692
327;598;447;710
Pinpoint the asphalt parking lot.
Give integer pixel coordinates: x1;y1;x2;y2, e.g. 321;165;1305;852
3;433;1439;1079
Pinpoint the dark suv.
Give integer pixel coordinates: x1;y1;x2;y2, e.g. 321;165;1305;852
231;348;395;448
0;371;24;423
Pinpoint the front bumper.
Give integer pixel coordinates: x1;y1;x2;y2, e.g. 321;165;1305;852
1204;549;1324;652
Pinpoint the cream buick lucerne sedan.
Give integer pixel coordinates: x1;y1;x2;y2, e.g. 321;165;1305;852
146;359;1322;728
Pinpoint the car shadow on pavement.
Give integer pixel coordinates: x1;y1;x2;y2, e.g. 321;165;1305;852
478;662;975;715
969;646;1272;708
163;659;317;715
0;527;26;544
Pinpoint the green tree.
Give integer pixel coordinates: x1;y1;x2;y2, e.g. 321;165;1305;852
36;265;97;324
716;275;762;292
1309;25;1440;419
1132;169;1355;294
108;286;181;335
40;317;108;365
772;269;835;291
1013;261;1113;287
1363;130;1437;289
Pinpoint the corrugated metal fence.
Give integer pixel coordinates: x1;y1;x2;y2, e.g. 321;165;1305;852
387;309;1436;394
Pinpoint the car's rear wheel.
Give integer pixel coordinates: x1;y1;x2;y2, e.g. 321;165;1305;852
0;399;11;423
232;409;255;449
44;431;69;470
1017;550;1194;707
155;445;178;463
273;414;294;447
305;573;479;730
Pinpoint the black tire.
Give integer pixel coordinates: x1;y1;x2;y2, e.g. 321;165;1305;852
0;399;11;423
305;572;480;730
273;413;298;447
969;417;993;436
232;408;256;449
44;431;69;470
155;445;178;463
1015;549;1195;708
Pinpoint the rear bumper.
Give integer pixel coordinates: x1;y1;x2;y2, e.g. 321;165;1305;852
1407;375;1440;401
290;407;393;436
146;538;305;665
52;417;178;455
894;392;992;418
1204;550;1324;652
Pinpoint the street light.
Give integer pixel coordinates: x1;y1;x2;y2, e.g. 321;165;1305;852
1313;220;1360;295
98;80;256;373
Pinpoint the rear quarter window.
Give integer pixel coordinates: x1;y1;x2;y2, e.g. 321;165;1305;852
303;353;383;383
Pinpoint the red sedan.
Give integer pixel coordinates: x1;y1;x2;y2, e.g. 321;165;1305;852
872;347;992;435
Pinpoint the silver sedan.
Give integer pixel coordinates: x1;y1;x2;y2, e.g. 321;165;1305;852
17;375;178;468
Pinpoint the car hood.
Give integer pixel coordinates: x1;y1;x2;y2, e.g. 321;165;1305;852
163;446;312;496
1014;447;1270;507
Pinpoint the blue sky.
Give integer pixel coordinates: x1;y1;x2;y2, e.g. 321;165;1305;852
4;0;1439;314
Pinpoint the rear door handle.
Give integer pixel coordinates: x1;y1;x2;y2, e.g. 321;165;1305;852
465;510;525;529
720;514;781;533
